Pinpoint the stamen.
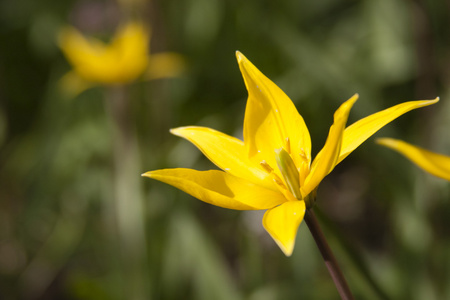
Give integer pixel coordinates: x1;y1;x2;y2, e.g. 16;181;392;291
299;148;309;163
260;160;274;173
271;173;298;202
298;148;310;186
271;173;285;187
260;158;298;202
285;137;291;154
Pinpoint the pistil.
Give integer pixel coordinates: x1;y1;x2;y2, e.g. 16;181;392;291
275;148;302;199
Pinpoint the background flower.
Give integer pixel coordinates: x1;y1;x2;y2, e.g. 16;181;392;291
59;20;184;95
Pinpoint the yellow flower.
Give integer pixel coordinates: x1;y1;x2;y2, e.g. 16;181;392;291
59;21;184;95
377;138;450;181
143;52;438;256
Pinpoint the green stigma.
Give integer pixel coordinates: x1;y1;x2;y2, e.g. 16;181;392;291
275;148;302;200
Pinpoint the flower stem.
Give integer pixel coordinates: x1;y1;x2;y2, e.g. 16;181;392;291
304;209;354;300
107;86;150;299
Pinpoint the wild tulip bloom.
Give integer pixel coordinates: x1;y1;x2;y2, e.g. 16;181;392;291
377;138;449;181
143;52;438;256
59;21;184;95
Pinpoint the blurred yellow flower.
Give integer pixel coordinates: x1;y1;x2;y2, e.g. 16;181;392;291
59;21;184;95
377;138;450;181
143;51;438;256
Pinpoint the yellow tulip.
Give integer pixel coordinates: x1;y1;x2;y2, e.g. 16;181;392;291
377;138;450;181
143;52;438;256
59;21;184;94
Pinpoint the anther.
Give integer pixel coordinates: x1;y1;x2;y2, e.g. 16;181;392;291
260;160;274;173
272;173;285;187
285;137;291;154
298;148;310;186
299;148;309;162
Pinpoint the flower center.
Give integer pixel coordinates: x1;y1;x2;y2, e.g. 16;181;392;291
275;148;302;200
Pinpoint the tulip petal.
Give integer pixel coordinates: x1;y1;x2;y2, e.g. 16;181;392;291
338;98;439;164
236;51;311;170
171;126;275;190
262;201;306;256
377;138;450;181
143;169;286;210
303;94;358;196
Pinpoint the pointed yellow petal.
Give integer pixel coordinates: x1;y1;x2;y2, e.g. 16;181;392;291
236;51;311;169
171;126;275;190
145;52;185;80
377;138;450;181
143;169;287;210
262;201;306;256
303;94;359;196
338;98;439;164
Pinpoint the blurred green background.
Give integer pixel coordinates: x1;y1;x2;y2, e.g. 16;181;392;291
1;0;450;299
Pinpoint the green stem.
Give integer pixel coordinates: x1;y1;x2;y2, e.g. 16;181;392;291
107;86;150;299
304;209;354;300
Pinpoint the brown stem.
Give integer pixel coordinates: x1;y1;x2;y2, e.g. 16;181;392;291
304;209;354;300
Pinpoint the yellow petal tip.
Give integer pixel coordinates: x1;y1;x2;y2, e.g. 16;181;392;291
141;171;152;178
169;127;180;135
278;242;294;257
376;137;398;147
349;93;359;103
262;202;306;257
170;126;192;137
235;51;246;63
419;96;439;106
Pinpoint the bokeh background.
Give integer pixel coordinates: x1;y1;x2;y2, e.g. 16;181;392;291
1;0;450;299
